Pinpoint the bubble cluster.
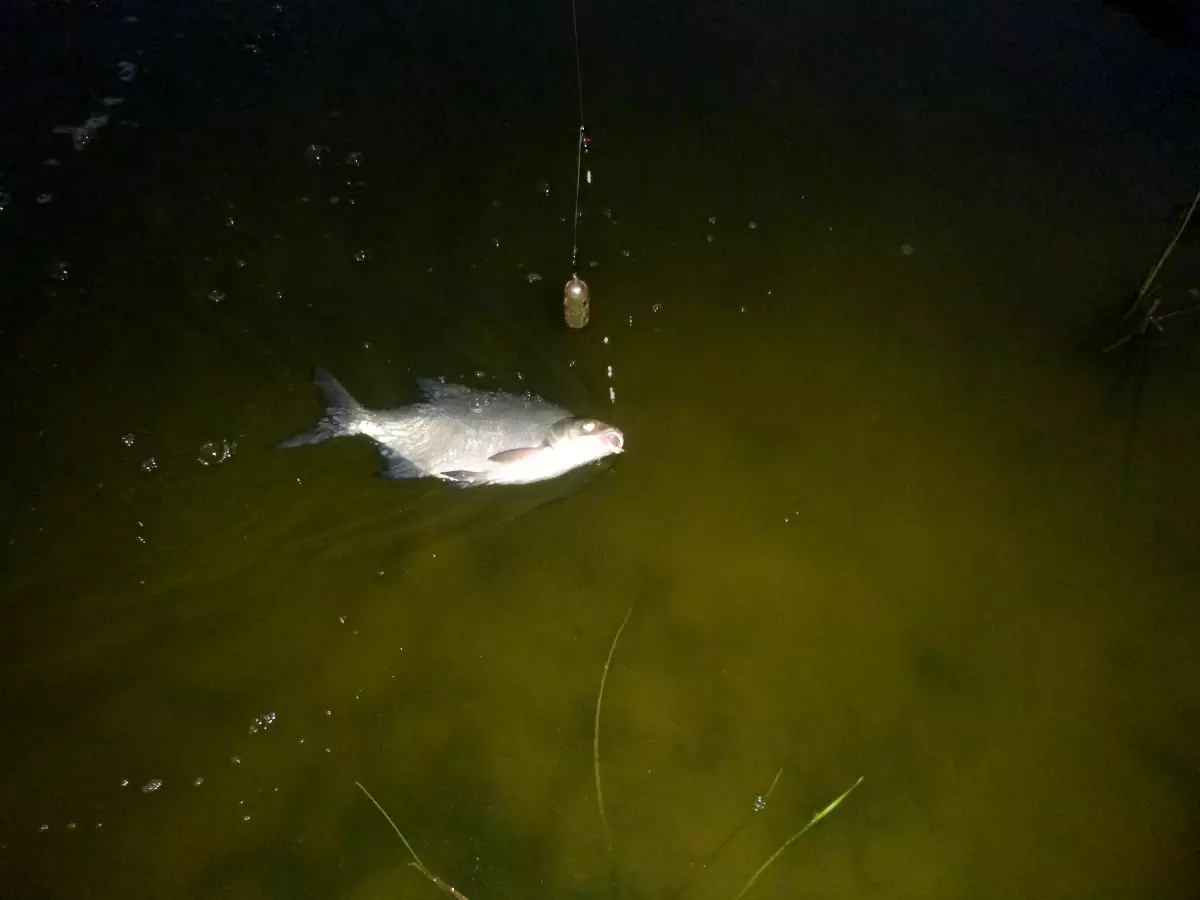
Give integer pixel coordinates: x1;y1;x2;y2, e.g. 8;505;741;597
53;115;110;152
247;712;277;735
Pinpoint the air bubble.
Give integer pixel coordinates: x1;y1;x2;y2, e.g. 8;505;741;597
353;249;371;262
346;152;363;166
139;458;157;472
197;439;236;466
526;272;542;283
141;779;162;793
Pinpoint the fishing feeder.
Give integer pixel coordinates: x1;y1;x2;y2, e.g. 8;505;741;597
563;274;590;329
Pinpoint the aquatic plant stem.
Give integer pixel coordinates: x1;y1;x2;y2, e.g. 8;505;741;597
355;781;472;900
731;776;864;900
595;604;634;855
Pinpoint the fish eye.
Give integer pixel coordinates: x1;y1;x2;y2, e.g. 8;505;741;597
581;420;596;432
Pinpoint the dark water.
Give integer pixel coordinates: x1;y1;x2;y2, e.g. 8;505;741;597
2;1;1199;898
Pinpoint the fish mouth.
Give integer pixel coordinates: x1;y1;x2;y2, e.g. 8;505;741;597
604;429;624;453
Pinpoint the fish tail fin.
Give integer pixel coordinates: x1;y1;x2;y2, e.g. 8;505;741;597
277;367;366;448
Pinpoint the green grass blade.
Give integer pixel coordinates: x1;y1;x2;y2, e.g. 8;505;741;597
731;776;864;900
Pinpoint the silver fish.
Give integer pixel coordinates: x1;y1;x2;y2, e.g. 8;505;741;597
279;367;625;486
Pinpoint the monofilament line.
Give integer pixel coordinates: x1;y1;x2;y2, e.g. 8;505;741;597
571;0;586;127
570;0;587;270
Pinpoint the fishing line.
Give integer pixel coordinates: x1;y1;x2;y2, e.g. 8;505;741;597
563;0;593;329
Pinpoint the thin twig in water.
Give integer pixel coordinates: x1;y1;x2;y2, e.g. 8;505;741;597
1136;184;1200;304
595;603;634;855
355;781;472;900
731;776;864;900
1106;184;1200;353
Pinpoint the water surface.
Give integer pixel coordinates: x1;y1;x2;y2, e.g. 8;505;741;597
1;2;1198;898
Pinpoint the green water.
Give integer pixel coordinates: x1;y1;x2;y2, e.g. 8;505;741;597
2;1;1198;898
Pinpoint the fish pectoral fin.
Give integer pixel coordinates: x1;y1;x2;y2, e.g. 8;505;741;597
439;470;489;486
377;449;423;480
488;446;548;463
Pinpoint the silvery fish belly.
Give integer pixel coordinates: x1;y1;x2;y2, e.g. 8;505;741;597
278;367;624;486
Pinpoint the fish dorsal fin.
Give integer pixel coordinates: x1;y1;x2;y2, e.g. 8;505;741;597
414;377;475;401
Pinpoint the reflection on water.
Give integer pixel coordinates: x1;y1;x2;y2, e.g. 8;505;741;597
2;2;1199;899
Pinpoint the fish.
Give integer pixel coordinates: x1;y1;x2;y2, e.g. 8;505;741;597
278;367;625;486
